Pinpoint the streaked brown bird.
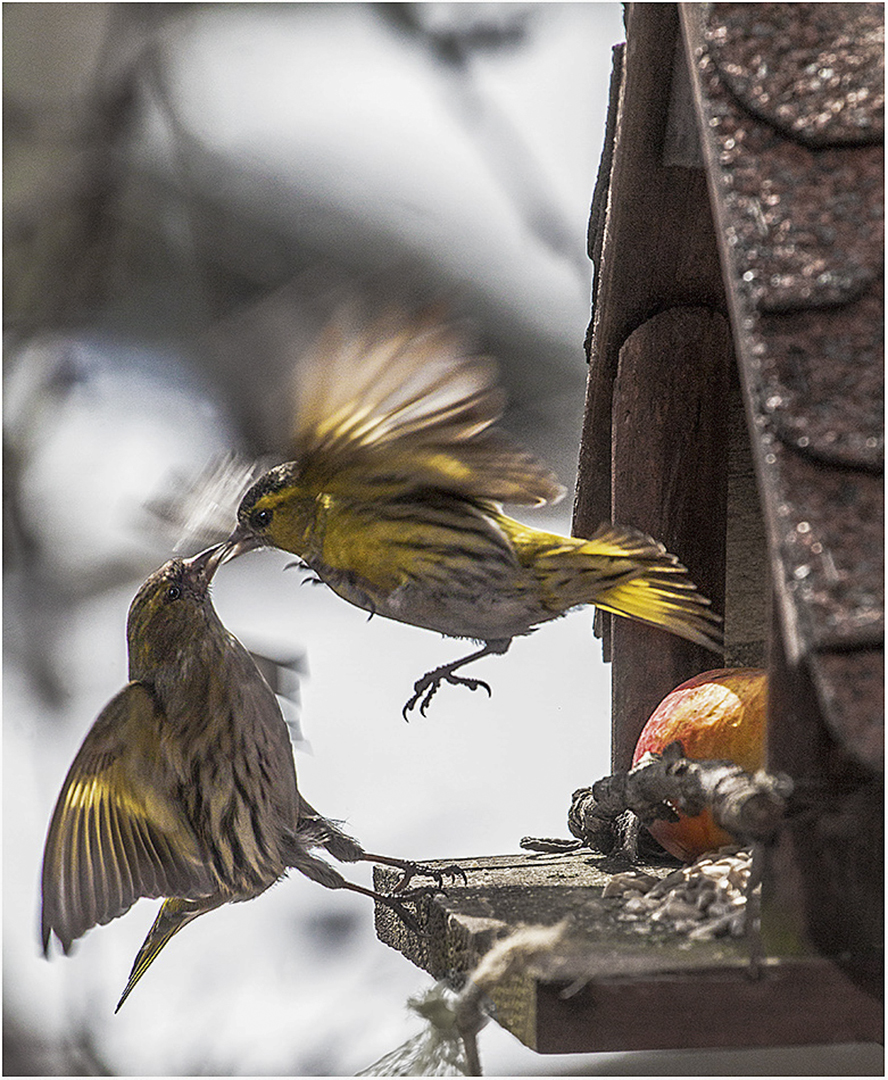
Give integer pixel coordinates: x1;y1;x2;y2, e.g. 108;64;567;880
218;307;722;717
41;545;446;1011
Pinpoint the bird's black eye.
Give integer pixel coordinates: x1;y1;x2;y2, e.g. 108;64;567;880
165;584;182;602
251;507;273;529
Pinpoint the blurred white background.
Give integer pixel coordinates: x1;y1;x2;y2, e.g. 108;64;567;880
3;4;879;1075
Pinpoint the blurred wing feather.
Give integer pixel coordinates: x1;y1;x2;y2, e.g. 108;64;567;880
291;307;565;506
41;683;213;954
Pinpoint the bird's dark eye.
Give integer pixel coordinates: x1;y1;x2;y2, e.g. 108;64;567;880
251;507;273;529
165;584;182;602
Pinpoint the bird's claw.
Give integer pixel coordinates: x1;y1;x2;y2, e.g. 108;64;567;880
376;881;456;935
285;561;326;586
375;862;471;933
401;678;438;720
436;862;469;887
391;861;468;891
402;671;493;720
377;894;425;936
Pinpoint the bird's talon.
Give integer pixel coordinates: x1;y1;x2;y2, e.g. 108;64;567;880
389;862;422;891
403;667;494;719
402;677;437;720
419;683;439;717
382;899;424;936
449;674;492;697
390;860;467;891
445;863;469;886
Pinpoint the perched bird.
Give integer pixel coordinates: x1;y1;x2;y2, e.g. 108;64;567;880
220;307;723;717
41;545;448;1011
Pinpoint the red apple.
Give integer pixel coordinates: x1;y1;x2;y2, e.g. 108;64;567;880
633;668;768;861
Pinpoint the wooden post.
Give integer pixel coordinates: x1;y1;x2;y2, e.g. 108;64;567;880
574;3;726;568
609;307;730;767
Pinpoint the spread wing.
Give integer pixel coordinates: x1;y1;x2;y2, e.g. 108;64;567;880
41;683;215;954
289;306;566;506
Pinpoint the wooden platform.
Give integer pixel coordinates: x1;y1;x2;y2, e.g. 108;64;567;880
374;852;883;1054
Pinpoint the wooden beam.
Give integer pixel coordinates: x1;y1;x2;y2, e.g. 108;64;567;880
374;854;883;1053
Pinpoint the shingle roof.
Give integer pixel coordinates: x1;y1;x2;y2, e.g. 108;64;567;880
684;2;884;768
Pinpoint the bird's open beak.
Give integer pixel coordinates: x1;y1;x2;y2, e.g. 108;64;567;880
183;543;230;583
219;526;265;562
183;528;264;583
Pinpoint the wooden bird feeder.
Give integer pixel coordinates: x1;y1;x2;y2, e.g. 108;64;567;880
375;2;883;1057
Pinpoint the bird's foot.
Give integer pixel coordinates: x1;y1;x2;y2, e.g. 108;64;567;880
401;641;508;719
402;668;492;720
284;560;326;586
389;859;468;891
371;888;433;935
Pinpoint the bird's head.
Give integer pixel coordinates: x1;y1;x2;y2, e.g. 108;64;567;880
220;461;309;560
126;545;228;675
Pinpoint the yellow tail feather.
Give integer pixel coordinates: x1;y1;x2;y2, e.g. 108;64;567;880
593;574;723;651
528;522;723;651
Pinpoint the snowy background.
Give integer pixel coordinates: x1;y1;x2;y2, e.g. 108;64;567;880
4;4;878;1075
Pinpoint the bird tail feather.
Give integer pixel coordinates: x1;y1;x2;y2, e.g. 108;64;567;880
538;524;723;652
593;574;723;651
115;897;215;1012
